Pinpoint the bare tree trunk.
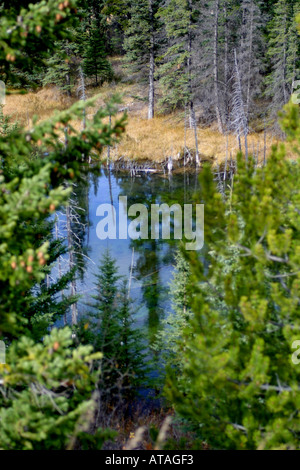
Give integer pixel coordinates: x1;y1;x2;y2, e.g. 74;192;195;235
66;205;78;326
187;0;200;166
233;50;249;163
190;101;200;166
128;248;135;300
283;25;288;104
107;114;111;163
55;216;67;325
224;134;229;181
245;0;254;120
64;127;78;326
78;66;86;131
264;119;267;167
148;0;155;120
224;1;229;130
184;104;187;167
214;0;224;134
66;72;71;97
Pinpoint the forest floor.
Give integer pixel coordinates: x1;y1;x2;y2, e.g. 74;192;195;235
4;57;296;166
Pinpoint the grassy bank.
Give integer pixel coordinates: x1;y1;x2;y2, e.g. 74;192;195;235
3;58;295;166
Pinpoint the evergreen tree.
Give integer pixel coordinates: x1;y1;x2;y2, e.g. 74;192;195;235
0;105;18;137
0;328;104;450
124;0;161;119
43;39;79;96
157;0;194;113
83;19;113;86
0;0;127;449
266;0;300;124
236;0;266;124
118;279;146;395
24;222;79;341
0;0;78;87
153;250;192;375
157;0;201;161
90;249;121;357
78;250;146;397
167;102;300;450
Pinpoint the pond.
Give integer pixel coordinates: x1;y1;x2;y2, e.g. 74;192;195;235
55;169;204;347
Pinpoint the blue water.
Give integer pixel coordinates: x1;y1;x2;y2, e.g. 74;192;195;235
55;169;201;342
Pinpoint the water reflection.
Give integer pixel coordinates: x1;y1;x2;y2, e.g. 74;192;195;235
75;170;200;341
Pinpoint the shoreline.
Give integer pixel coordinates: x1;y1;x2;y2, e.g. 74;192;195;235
3;78;294;167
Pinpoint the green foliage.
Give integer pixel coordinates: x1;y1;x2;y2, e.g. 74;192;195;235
153;250;192;376
0;96;126;339
0;105;18;137
123;0;160;73
83;20;113;86
0;0;78;87
43;38;80;95
0;327;104;450
78;250;146;397
265;0;300;118
156;0;192;112
0;1;127;450
167;102;300;449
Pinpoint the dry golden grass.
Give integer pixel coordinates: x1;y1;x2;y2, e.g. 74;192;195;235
4;87;75;127
109;112;284;164
3;70;297;166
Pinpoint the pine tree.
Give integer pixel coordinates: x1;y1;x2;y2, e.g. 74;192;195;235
157;0;193;113
0;328;103;450
43;39;79;96
157;0;201;162
0;0;127;449
167;102;300;450
89;249;121;358
237;0;266;124
0;105;18;137
79;250;146;397
266;0;300;125
0;0;78;87
117;279;146;396
153;250;192;375
124;0;161;119
83;20;113;86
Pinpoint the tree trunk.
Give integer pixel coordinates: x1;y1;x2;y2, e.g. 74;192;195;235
66;205;78;326
213;0;224;134
148;0;155;120
234;50;248;163
55;217;67;325
187;0;200;166
246;0;254;120
282;16;288;104
66;72;71;97
224;2;229;130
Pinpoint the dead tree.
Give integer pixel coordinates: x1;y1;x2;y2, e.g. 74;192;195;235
187;0;200;166
77;66;86;130
148;0;155;120
213;0;224;134
231;49;249;163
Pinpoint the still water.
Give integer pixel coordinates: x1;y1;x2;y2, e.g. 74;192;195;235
57;169;202;343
